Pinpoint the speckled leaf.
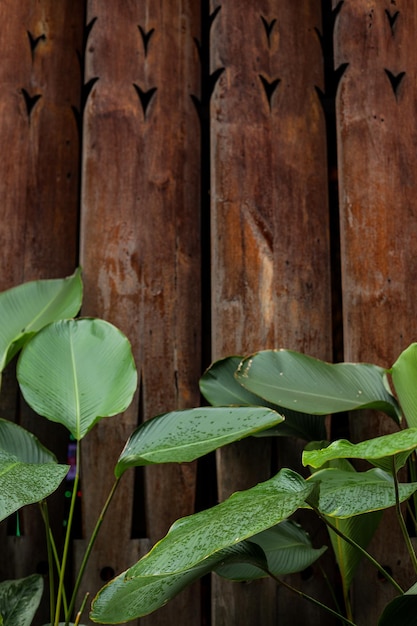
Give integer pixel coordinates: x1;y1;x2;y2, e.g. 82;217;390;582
0;449;69;521
378;581;417;625
307;467;417;517
215;520;327;581
391;343;417;428
90;542;267;622
115;407;283;476
127;469;313;578
200;355;326;440
0;269;82;372
0;574;43;626
236;350;401;422
17;319;137;440
303;429;417;472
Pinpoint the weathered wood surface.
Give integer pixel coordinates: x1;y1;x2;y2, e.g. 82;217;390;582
210;1;333;623
335;1;417;623
79;2;201;624
0;3;83;624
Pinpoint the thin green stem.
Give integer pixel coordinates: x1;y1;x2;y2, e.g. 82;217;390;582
317;562;343;616
311;505;404;595
267;569;357;626
65;476;121;624
54;440;81;626
39;501;55;626
74;593;89;626
392;457;417;575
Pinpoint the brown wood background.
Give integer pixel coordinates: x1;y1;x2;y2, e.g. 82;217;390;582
0;2;416;625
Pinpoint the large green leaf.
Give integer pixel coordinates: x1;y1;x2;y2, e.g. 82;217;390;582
215;520;327;581
307;467;417;517
236;349;401;422
391;343;417;428
90;542;267;623
378;581;417;625
128;469;313;578
0;574;43;626
303;429;417;472
17;319;137;440
115;406;283;476
0;448;69;521
0;418;57;464
200;355;327;440
0;268;82;372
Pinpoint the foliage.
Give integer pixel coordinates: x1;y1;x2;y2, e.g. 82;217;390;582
2;271;417;625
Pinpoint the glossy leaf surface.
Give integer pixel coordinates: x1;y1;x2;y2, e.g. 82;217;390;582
200;355;326;440
236;350;400;421
378;581;417;625
303;429;417;472
391;343;417;428
0;269;82;372
0;418;57;464
91;543;267;622
0;575;43;626
17;319;137;440
116;406;283;476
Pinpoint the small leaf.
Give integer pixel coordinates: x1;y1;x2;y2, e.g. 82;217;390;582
391;343;417;428
17;319;137;440
0;268;82;371
236;350;401;422
0;574;43;626
115;406;283;476
303;429;417;472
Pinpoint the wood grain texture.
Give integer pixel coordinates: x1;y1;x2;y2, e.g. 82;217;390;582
79;2;201;623
210;1;332;623
335;1;417;623
0;3;83;624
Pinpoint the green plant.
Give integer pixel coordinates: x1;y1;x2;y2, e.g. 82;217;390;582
90;347;417;625
0;271;284;625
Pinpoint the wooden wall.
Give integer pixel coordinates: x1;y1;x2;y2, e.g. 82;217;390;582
0;2;416;625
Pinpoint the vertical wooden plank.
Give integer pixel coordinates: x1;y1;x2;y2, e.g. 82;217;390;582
0;3;83;623
210;1;332;624
79;2;201;623
335;1;417;623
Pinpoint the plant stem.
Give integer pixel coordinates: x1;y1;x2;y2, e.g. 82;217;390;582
39;501;55;626
267;569;357;626
392;457;417;575
311;505;404;595
65;476;121;624
74;593;89;625
54;440;81;626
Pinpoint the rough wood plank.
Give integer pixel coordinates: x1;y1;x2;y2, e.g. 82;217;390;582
0;3;83;624
335;1;417;623
210;1;332;624
79;2;201;624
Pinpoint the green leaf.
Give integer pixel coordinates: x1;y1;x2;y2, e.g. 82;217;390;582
0;269;82;372
327;512;382;602
303;429;417;472
90;542;267;623
0;574;43;626
0;449;69;521
115;406;284;476
378;582;417;625
215;520;327;581
127;469;313;578
0;418;57;464
307;467;417;517
391;343;417;428
17;319;137;440
200;355;327;441
236;349;401;422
